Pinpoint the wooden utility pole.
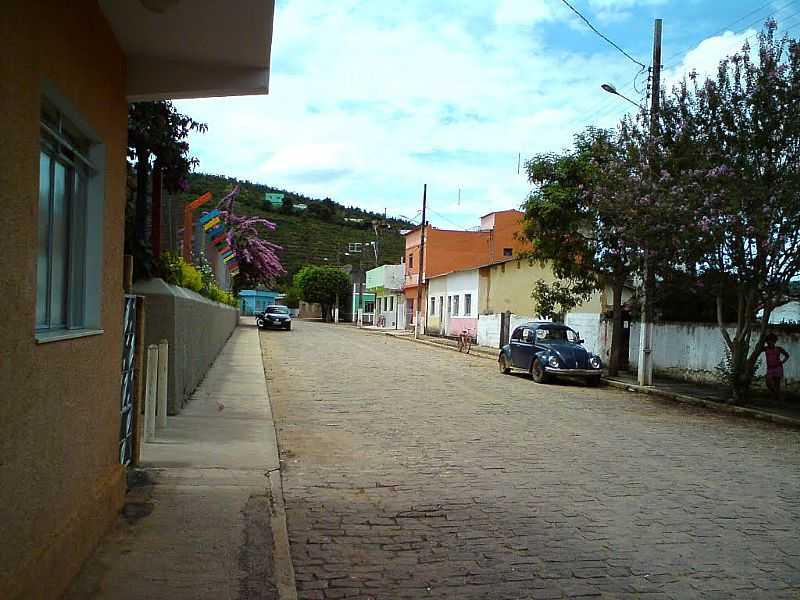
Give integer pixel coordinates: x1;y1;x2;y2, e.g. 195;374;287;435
414;184;427;338
638;18;661;386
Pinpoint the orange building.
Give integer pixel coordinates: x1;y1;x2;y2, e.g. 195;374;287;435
403;209;529;325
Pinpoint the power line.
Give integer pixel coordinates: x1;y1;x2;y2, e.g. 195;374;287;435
663;0;800;71
559;0;647;68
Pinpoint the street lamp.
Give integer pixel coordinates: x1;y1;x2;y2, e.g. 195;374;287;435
601;83;643;110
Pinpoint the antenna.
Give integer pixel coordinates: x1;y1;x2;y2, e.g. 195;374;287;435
458;188;461;206
517;153;521;175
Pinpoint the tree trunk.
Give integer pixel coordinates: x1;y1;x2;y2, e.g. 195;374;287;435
608;280;624;377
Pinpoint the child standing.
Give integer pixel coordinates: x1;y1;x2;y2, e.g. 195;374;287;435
763;333;790;401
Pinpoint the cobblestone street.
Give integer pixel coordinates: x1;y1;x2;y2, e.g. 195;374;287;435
261;321;800;600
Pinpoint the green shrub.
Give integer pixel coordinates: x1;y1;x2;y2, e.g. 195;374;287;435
154;251;238;307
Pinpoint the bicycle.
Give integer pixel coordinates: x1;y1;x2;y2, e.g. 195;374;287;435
457;329;473;354
376;315;386;328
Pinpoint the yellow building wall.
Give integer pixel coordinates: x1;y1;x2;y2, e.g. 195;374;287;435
481;259;603;316
0;2;128;598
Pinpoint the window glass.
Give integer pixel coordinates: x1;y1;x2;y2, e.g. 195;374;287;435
511;327;522;341
439;296;443;317
503;247;513;257
50;161;69;328
453;295;460;316
430;297;435;314
537;326;579;343
522;328;533;342
409;254;413;268
37;153;52;327
389;296;394;311
447;296;452;315
464;293;472;316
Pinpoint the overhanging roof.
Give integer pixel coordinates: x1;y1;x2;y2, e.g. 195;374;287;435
99;0;274;101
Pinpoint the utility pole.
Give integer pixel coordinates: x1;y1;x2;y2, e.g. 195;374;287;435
638;18;661;386
414;184;427;339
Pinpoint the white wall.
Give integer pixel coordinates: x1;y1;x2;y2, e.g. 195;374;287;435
565;313;602;356
629;321;800;388
375;293;402;328
477;313;540;348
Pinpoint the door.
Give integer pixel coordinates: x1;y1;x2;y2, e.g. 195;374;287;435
510;326;535;370
119;295;137;465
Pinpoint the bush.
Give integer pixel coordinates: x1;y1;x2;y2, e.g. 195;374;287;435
154;251;238;307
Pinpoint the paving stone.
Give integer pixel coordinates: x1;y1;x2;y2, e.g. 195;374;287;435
262;322;800;599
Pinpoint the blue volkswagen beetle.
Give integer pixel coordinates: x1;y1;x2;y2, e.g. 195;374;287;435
498;322;602;385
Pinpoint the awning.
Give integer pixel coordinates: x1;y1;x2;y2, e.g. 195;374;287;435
99;0;274;101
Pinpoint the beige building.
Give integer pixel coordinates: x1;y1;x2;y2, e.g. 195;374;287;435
477;258;632;357
1;2;274;598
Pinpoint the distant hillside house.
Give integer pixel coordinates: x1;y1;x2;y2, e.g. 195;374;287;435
264;192;284;208
294;203;308;211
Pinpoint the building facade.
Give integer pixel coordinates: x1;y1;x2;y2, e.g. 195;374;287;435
426;268;480;337
402;210;529;329
1;2;275;597
366;264;405;329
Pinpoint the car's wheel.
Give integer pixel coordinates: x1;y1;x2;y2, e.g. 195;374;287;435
256;317;265;328
531;359;551;384
499;355;511;374
285;323;291;331
586;375;601;387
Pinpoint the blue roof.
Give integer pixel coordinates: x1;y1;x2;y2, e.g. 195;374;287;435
239;289;279;297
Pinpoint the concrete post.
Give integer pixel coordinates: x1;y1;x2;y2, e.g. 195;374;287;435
157;338;169;429
144;344;158;441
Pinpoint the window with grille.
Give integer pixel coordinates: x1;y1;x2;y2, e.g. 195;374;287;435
464;293;472;316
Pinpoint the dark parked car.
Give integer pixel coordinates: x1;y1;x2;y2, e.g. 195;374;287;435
257;305;292;330
498;322;602;385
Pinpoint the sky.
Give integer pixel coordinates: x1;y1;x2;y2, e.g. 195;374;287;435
176;0;800;230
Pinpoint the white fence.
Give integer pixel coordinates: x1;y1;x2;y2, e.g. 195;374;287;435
629;321;800;388
477;312;603;354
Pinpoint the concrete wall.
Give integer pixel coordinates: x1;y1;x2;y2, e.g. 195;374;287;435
629;321;800;390
133;279;239;414
477;313;541;348
0;3;128;598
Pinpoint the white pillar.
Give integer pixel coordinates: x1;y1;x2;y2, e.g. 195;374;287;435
157;338;169;429
144;344;158;442
637;320;654;386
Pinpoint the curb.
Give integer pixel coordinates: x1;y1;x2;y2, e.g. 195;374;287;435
603;378;800;429
371;328;499;361
256;331;298;600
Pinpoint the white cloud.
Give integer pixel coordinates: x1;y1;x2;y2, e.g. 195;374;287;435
176;0;657;229
663;28;756;90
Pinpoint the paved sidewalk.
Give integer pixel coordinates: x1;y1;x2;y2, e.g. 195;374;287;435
65;319;289;600
605;372;800;428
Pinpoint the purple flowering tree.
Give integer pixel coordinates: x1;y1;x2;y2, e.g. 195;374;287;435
216;186;285;293
649;20;800;400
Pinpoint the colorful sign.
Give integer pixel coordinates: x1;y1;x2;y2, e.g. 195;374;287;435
203;216;221;231
199;209;221;225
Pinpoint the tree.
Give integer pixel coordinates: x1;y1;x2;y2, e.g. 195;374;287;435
127;101;207;275
521;128;639;375
216;186;285;294
651;20;800;401
293;266;349;322
281;196;294;214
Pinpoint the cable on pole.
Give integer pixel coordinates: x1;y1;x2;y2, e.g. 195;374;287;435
559;0;647;68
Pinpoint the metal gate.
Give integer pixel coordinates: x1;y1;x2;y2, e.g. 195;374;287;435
119;295;137;465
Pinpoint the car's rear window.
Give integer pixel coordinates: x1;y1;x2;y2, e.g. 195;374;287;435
266;306;289;314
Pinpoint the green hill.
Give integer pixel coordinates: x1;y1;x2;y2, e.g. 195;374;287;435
178;173;413;284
